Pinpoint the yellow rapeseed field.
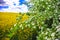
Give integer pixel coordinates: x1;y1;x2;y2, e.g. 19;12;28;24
0;12;20;30
0;12;29;30
0;12;29;40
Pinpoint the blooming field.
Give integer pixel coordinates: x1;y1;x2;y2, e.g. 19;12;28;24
0;12;29;30
0;12;30;40
0;12;20;30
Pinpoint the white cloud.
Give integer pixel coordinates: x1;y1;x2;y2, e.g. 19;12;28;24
20;4;28;12
25;0;30;2
0;4;28;13
4;0;19;6
0;0;28;13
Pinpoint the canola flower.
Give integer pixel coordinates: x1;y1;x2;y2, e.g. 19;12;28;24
0;12;19;30
22;13;29;21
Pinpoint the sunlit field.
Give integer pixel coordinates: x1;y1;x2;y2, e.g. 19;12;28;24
0;12;19;29
0;12;29;40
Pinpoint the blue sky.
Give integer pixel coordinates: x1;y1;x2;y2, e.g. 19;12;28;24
0;0;30;13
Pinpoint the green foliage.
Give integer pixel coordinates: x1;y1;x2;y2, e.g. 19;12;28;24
0;28;9;40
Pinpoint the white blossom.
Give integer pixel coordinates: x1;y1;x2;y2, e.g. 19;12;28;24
19;24;22;28
45;32;48;35
14;23;17;27
51;33;55;37
47;38;51;40
45;37;48;39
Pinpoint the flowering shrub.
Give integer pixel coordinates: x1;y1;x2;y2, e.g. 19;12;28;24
29;0;60;40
